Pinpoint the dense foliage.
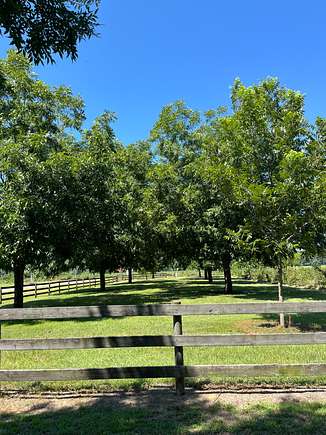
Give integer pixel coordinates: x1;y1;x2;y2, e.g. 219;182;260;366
0;1;99;64
0;51;325;306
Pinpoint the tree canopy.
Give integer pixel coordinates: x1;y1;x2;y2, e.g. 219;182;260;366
0;51;325;307
0;1;100;64
0;50;85;306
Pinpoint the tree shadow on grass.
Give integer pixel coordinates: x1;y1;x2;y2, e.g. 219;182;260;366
3;278;326;330
229;284;326;332
1;280;224;322
17;278;280;308
231;283;326;303
228;282;326;332
4;278;319;311
0;390;326;434
257;312;326;332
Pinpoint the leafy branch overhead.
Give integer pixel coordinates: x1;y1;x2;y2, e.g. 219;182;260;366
0;0;100;64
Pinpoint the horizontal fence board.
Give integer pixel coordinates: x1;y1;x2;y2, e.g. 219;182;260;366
1;363;326;382
3;332;326;350
183;363;326;377
0;336;181;350
2;302;326;320
0;366;177;381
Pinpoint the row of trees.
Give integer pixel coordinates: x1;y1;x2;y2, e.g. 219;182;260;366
0;51;325;307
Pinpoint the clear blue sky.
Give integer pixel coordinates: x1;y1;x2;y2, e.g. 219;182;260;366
0;0;325;144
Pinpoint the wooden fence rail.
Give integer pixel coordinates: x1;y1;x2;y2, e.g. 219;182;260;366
0;271;174;304
1;301;326;394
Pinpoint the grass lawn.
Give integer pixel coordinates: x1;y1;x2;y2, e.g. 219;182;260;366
1;276;326;390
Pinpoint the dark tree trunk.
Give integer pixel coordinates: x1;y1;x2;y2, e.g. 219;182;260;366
198;268;202;278
100;265;106;292
128;267;132;284
14;260;25;308
152;271;155;279
207;267;213;284
204;268;208;280
223;255;233;294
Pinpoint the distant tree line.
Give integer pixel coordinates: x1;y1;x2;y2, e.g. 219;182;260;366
0;51;325;308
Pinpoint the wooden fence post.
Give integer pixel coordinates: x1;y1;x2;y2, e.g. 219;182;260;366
58;281;61;295
173;302;185;396
34;283;37;298
48;282;51;295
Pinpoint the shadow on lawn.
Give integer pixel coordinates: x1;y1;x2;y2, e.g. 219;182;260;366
0;390;325;434
3;277;326;330
16;278;279;308
6;277;324;310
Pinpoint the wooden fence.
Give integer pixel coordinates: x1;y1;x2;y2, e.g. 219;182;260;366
1;301;326;394
0;271;174;304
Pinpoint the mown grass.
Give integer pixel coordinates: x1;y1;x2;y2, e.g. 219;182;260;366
1;276;326;390
1;393;326;434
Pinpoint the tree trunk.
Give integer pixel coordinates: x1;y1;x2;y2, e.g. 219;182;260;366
204;268;208;280
277;259;285;327
207;267;213;284
128;267;132;284
100;265;106;292
198;268;202;278
152;271;155;279
315;266;326;279
223;255;233;294
14;260;25;308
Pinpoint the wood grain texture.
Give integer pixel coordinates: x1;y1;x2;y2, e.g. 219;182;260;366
2;302;326;320
2;332;326;350
1;363;326;382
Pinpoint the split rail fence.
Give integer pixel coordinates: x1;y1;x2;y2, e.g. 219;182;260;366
0;271;174;304
1;301;326;394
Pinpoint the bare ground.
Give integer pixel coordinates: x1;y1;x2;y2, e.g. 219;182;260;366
2;386;326;415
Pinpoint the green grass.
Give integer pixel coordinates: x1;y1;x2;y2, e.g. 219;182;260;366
1;393;326;434
1;276;326;390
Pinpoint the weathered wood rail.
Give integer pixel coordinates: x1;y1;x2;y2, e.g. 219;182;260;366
1;301;326;395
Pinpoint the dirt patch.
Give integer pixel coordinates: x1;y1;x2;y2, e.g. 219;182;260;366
2;387;326;416
235;318;299;333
